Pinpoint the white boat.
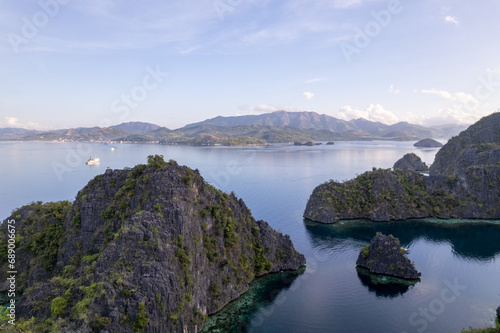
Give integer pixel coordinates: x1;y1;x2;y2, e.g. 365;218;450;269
86;157;100;165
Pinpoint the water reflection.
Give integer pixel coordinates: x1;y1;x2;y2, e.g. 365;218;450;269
356;267;418;298
201;269;305;333
304;219;500;262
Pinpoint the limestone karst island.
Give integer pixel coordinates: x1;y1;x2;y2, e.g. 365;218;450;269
304;112;500;223
0;155;305;332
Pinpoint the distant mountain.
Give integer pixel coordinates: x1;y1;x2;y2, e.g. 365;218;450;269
185;110;354;132
0;128;41;140
429;123;470;138
2;113;463;145
119;125;351;145
10;122;163;142
118;127;172;143
79;128;133;141
347;118;388;136
51;127;100;136
110;121;162;134
384;122;439;139
184;111;441;139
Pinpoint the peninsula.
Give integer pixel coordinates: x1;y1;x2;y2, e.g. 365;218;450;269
304;112;500;222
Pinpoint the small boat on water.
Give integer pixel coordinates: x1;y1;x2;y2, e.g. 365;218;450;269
86;157;100;165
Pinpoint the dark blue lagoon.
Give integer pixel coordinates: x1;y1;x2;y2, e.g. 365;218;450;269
1;141;499;332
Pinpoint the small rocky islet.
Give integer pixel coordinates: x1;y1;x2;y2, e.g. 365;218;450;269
0;155;305;333
414;138;443;148
356;233;420;281
304;112;500;222
393;153;428;172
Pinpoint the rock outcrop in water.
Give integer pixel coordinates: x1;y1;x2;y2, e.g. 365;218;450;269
414;138;443;148
304;113;500;222
356;233;420;280
393;153;428;172
0;155;305;333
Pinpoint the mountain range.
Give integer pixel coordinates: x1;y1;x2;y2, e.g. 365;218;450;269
0;112;468;145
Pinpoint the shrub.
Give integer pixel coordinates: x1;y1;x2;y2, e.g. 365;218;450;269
153;203;165;212
147;154;168;169
82;253;100;264
120;289;132;298
91;314;111;330
209;282;222;297
182;168;195;185
361;245;370;258
51;296;68;316
133;302;148;332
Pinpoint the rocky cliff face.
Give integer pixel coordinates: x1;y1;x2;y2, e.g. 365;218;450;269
430;113;500;215
356;233;420;280
393;153;428;172
304;113;500;222
304;168;471;222
0;155;305;332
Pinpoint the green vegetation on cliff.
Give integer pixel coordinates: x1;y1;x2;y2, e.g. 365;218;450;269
304;168;467;222
356;232;420;280
430;113;500;177
461;317;500;333
0;155;305;332
304;112;500;222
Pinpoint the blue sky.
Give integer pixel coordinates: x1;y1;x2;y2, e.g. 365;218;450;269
1;0;500;130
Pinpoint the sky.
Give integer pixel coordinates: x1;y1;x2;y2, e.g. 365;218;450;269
1;0;500;130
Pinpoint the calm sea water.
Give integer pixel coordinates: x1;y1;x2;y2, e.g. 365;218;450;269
1;141;499;332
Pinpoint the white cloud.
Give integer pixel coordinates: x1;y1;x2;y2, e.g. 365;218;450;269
254;105;278;113
302;91;315;100
337;104;400;124
421;108;482;126
419;88;493;125
6;117;18;126
388;84;401;94
333;0;362;9
487;67;500;74
421;89;478;105
0;117;48;130
305;77;325;84
251;104;304;114
445;16;459;25
421;89;452;100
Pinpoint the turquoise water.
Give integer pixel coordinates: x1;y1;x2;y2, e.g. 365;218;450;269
1;141;499;332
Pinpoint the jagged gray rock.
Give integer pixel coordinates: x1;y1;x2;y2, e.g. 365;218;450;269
356;233;420;280
414;138;443;148
0;156;305;333
393;153;428;171
304;113;500;222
